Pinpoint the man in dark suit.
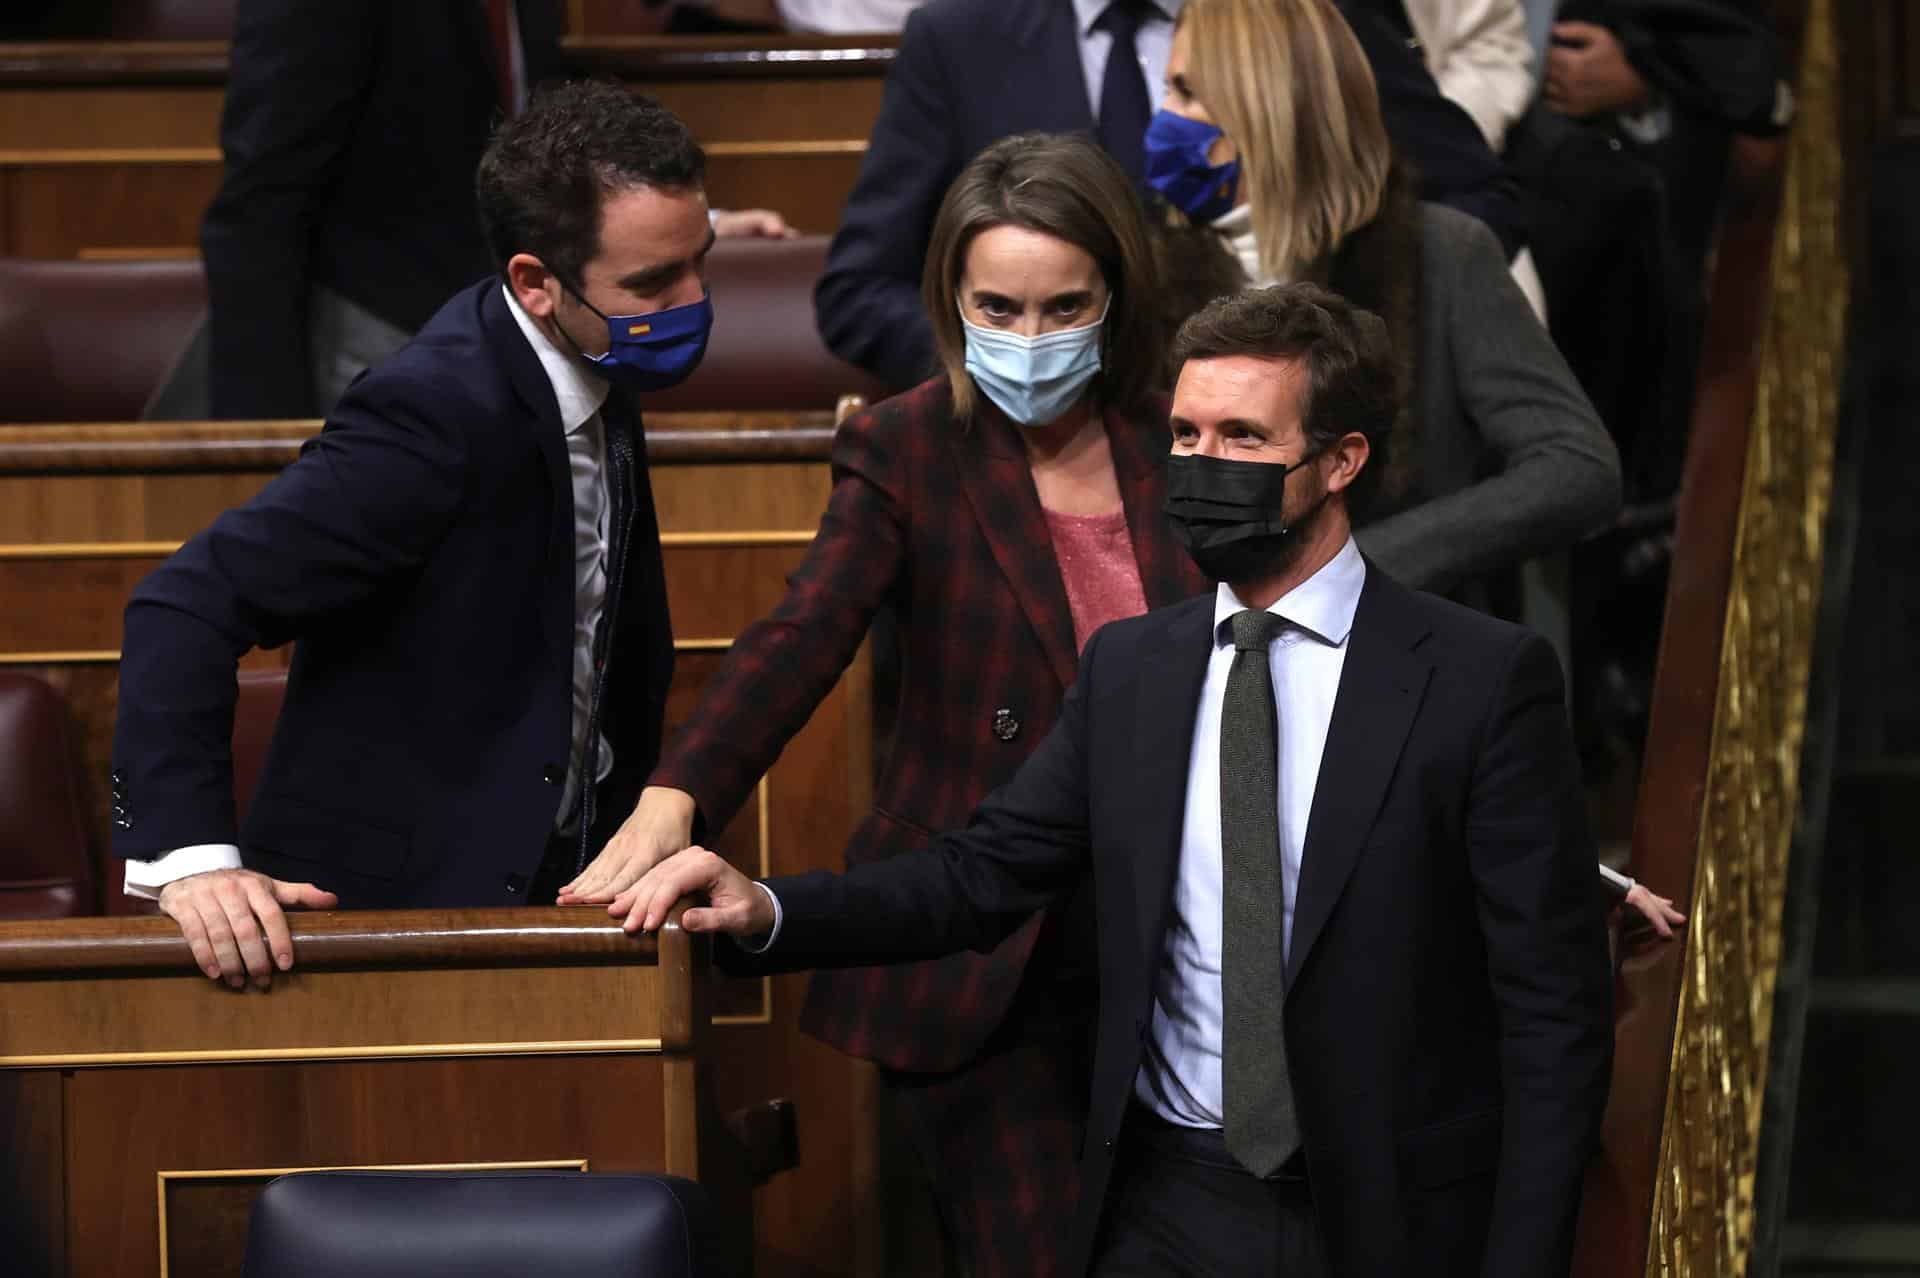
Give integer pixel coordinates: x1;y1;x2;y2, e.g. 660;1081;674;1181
200;0;569;419
196;0;790;422
624;283;1614;1276
815;0;1526;390
114;83;713;990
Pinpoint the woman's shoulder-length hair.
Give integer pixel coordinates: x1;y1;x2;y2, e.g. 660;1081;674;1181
1180;0;1391;281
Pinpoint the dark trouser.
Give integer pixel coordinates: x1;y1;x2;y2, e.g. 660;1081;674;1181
1090;1105;1327;1278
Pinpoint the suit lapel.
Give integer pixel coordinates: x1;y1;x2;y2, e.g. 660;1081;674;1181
950;413;1082;690
1130;598;1214;969
484;284;576;681
1109;401;1207;609
1285;567;1433;988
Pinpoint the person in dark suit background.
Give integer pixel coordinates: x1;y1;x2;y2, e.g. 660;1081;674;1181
113;83;713;989
814;0;1526;391
199;0;568;419
193;0;792;422
621;282;1615;1276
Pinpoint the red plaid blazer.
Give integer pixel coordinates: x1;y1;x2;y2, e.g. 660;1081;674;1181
651;377;1206;1070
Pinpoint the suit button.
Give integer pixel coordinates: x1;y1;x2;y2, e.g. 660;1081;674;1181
542;764;563;786
991;708;1020;742
505;874;527;895
1104;1138;1114;1152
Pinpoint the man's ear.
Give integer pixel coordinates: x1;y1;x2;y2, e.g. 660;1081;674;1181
506;253;557;319
1322;430;1372;494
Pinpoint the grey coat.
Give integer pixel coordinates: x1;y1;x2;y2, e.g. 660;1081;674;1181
1353;203;1621;594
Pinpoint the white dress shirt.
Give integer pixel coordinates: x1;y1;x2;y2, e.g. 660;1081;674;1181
1071;0;1183;123
123;286;612;899
1134;536;1366;1129
1401;0;1537;152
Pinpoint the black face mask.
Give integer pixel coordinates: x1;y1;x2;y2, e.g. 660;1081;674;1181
1163;450;1330;582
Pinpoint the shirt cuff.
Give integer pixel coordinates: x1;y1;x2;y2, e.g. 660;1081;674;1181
738;881;784;954
1598;863;1635;898
122;844;244;900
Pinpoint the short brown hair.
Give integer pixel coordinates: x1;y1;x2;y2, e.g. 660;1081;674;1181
923;132;1165;421
476;81;705;287
1173;283;1398;510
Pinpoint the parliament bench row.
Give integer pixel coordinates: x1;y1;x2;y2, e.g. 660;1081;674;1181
0;667;285;919
0;233;888;421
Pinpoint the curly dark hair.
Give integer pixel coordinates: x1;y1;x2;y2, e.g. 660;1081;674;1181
1172;282;1399;512
475;80;705;287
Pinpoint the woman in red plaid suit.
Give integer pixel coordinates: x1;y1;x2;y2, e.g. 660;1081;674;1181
564;133;1208;1274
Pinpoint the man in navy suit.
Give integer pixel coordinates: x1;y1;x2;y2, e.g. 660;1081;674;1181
816;0;1526;390
112;83;716;989
625;284;1613;1276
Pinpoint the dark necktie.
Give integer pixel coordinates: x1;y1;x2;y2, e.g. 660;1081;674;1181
1220;608;1301;1178
572;395;638;872
1094;0;1153;183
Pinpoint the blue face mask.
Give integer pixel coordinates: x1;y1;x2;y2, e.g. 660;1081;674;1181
1144;109;1242;223
567;285;714;392
960;300;1108;426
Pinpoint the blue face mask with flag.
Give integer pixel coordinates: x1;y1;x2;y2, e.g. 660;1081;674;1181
960;300;1108;426
567;285;714;392
1143;109;1242;223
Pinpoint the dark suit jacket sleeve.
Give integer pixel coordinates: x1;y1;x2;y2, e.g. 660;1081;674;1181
200;0;381;418
746;620;1102;971
648;407;911;834
1344;4;1527;257
1466;632;1614;1278
812;5;961;389
111;377;471;859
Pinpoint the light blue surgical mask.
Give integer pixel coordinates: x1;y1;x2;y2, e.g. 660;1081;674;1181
959;299;1109;426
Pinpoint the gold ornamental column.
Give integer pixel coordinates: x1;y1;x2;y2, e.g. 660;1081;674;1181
1644;0;1848;1272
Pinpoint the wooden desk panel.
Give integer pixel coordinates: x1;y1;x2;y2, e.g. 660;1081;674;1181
0;37;890;258
0;909;712;1278
0;414;873;1277
1;155;219;259
0;85;220;149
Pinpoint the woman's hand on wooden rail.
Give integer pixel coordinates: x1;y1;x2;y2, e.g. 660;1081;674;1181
611;846;774;941
558;785;698;905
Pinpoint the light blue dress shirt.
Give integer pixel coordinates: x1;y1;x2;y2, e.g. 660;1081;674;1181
1070;0;1184;121
1134;536;1367;1129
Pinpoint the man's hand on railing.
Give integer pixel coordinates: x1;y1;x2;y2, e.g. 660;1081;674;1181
158;868;338;990
611;847;773;940
558;785;698;905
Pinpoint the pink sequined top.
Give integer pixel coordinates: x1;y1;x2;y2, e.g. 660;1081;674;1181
1043;506;1149;653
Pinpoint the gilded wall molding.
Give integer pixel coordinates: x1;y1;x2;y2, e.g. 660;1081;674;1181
1645;0;1847;1272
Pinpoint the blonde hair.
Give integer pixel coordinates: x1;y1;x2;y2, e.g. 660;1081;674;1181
1178;0;1391;282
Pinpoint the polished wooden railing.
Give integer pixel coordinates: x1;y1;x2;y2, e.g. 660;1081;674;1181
0;906;670;974
0;412;839;474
